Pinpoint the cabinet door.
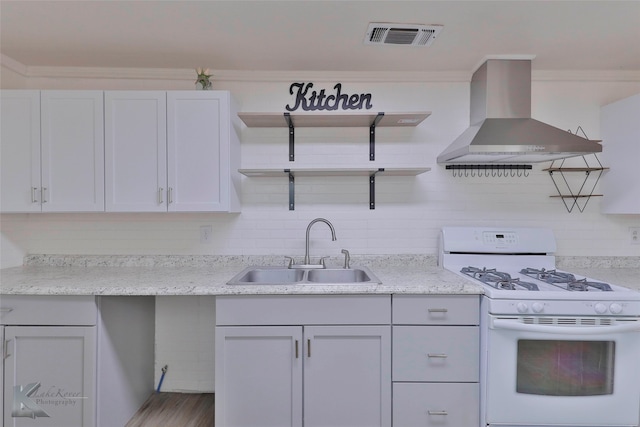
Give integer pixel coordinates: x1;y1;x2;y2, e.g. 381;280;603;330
40;91;104;212
601;93;640;214
3;326;96;427
0;90;41;213
104;91;167;212
215;326;303;427
1;327;4;422
304;325;391;427
167;91;230;211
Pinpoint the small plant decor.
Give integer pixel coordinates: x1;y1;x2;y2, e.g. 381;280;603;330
195;68;213;90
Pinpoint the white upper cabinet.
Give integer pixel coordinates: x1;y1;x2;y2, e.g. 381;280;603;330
105;91;168;212
601;93;640;214
105;91;239;212
1;91;104;213
167;91;238;212
41;91;105;212
0;90;41;212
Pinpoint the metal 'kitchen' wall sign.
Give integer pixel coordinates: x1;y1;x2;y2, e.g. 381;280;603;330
286;82;373;111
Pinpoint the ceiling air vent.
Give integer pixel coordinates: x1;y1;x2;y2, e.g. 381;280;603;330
364;23;443;47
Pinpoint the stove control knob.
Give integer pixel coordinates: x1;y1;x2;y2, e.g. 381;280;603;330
609;303;623;314
594;303;608;314
516;302;529;313
532;302;544;313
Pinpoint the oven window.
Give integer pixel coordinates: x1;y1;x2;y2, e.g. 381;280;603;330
516;340;615;396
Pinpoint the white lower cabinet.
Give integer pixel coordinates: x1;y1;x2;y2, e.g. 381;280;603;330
391;295;480;427
215;295;391;427
3;326;96;427
0;295;155;427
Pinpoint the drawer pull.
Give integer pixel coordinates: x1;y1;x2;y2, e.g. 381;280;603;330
0;308;13;314
3;339;11;360
428;410;448;416
427;353;448;358
427;308;448;313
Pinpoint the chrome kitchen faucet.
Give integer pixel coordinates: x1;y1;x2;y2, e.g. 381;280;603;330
298;218;336;268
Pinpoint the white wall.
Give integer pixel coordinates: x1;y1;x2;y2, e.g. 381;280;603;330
2;65;639;391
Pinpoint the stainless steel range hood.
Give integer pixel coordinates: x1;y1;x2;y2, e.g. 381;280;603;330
437;59;602;164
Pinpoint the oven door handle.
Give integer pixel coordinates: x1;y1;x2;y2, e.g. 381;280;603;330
491;318;640;335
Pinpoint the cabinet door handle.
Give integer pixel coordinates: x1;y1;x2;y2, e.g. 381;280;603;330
41;187;48;203
3;339;11;360
307;339;311;358
295;340;299;359
32;187;39;203
168;187;173;204
158;188;164;204
0;308;14;313
427;353;448;358
427;410;448;416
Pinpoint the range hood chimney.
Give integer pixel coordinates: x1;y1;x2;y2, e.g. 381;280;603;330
437;59;602;164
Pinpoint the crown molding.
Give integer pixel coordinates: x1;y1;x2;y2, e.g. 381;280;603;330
22;66;472;83
3;55;639;83
533;69;640;82
1;54;28;75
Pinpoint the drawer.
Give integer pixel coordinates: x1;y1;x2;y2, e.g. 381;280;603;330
0;295;97;325
393;325;479;382
392;295;479;325
216;295;391;325
393;382;479;427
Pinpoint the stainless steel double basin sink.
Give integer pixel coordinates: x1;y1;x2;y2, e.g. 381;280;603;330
227;266;381;285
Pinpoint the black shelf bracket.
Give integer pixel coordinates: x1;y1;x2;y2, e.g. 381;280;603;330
286;169;295;210
369;112;384;161
284;113;295;161
284;111;385;162
369;168;384;209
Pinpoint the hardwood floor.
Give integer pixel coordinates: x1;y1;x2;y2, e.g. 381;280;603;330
125;392;214;427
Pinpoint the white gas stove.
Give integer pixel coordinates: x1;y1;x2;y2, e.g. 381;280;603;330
439;226;640;427
438;226;640;316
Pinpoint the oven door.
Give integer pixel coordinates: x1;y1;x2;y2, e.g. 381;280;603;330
485;314;640;427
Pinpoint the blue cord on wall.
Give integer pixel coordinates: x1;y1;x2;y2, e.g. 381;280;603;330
156;365;168;393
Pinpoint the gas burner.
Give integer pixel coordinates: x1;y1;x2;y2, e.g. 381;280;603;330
497;278;539;291
566;278;613;292
461;266;539;291
461;267;510;282
520;268;575;283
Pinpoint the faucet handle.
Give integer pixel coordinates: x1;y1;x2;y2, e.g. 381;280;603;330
341;249;350;269
284;256;295;268
319;257;328;268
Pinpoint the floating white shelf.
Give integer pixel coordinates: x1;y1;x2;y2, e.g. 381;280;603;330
238;112;431;128
239;167;430;177
239;167;430;210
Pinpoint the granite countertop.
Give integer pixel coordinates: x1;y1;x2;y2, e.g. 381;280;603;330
0;255;482;296
2;255;638;296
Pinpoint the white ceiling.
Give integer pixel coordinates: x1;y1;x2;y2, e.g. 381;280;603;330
1;0;639;73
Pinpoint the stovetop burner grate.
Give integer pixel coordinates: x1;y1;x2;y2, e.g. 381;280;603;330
520;268;612;292
461;266;539;291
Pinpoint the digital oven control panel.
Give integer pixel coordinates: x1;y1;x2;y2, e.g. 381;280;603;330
483;231;518;247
